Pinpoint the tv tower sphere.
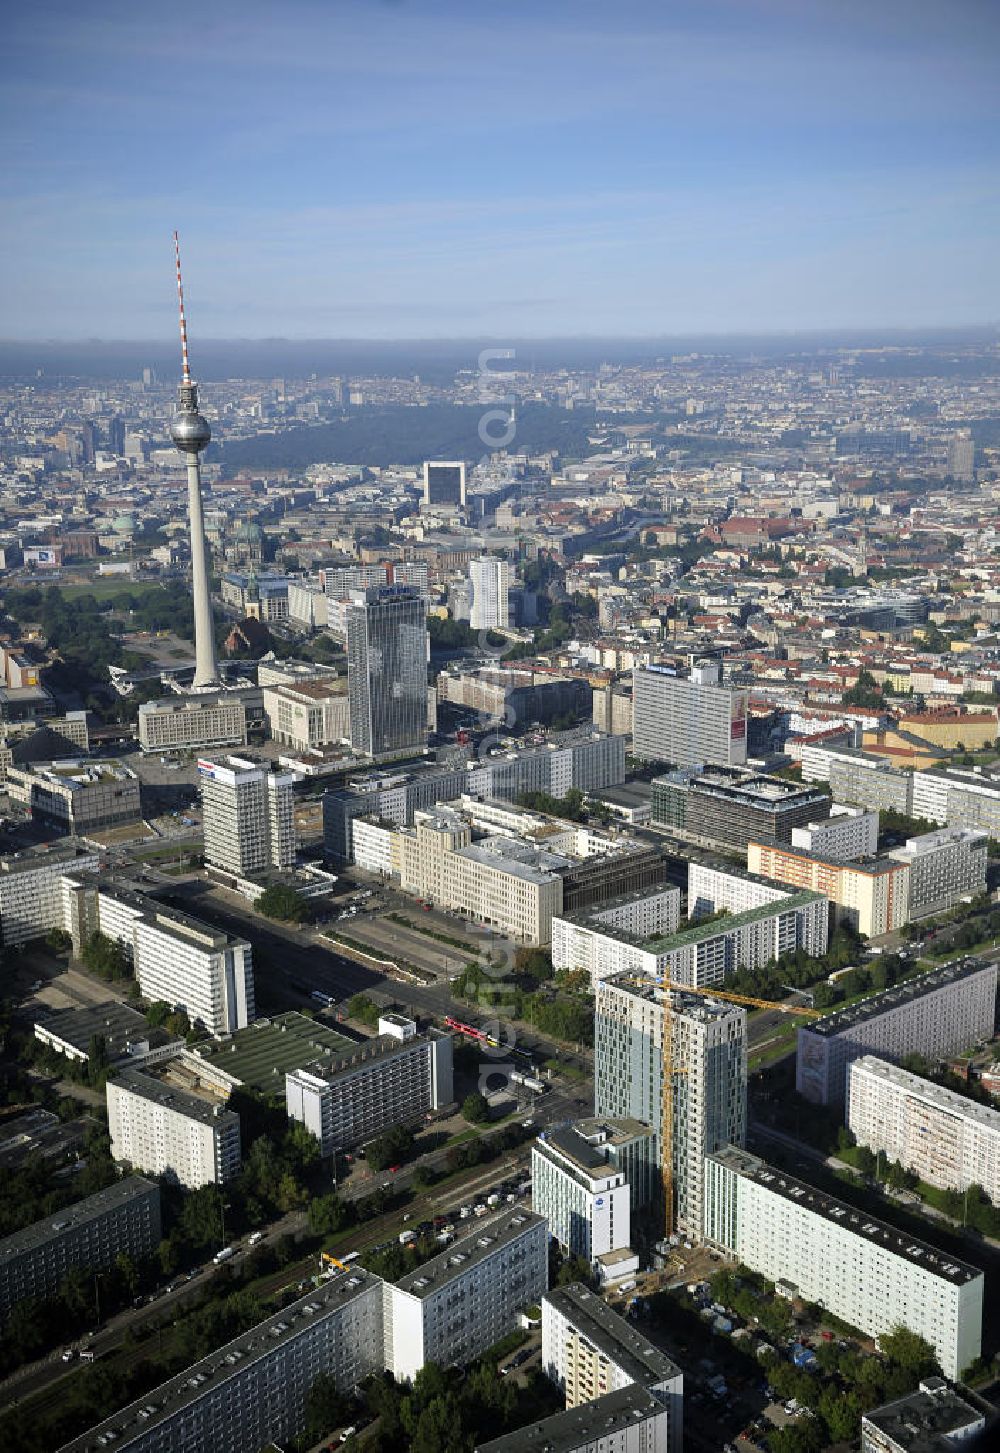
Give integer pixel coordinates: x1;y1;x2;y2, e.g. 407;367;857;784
170;391;212;453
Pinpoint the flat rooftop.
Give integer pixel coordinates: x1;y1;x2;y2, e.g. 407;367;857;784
196;1012;359;1093
852;1055;1000;1135
476;1384;671;1453
600;974;745;1023
57;1269;381;1453
710;1146;982;1287
801;957;998;1040
33;1000;154;1059
642;889;825;955
395;1209;545;1301
862;1380;986;1452
110;1065;239;1128
0;1176;157;1262
545;1282;680;1388
0;844;99;876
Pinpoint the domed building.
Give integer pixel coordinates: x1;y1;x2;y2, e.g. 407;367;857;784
229;516;264;568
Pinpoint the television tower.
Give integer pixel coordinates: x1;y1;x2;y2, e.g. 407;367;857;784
170;232;220;689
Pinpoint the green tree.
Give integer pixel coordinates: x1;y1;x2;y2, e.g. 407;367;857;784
879;1325;940;1378
304;1373;348;1439
347;993;381;1028
256;884;310;923
461;1092;490;1125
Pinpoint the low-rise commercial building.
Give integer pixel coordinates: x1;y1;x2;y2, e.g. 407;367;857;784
58;1271;384;1453
437;666;592;728
384;1209;548;1382
0;1177;160;1320
137;695;247;753
847;1056;1000;1205
796;958;998;1107
0;844;100;946
107;1060;242;1189
6;761;140;834
861;1378;988;1453
704;1146;983;1381
285;1019;453;1158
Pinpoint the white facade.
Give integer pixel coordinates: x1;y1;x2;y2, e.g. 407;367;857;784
199;754;296;876
384;1210;548;1382
262;681;350;753
132;913;254;1037
107;1068;241;1190
285;1031;453;1159
796;959;999;1106
632;661;748;768
704;1146;983;1381
469;556;511;630
351;817;396;876
137;696;247;753
532;1134;631;1264
286;581;330;630
847;1056;1000;1205
887;828;988;920
791;807;880;861
0;846;99;947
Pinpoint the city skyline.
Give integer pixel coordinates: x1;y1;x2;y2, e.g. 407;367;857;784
1;0;998;340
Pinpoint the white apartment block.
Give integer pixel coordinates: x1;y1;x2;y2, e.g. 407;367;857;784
796;959;998;1107
286;580;330;630
886;828;988;920
396;808;565;945
541;1284;682;1451
59;1272;384;1453
384;1210;548;1382
595;977;746;1237
469;555;511;630
847;1056;1000;1205
791;807;880;860
0;1176;160;1320
351;816;396;876
748;840;911;939
262;680;350;754
632;660;748;769
199;754;296;877
285;1026;453;1159
107;1064;242;1190
912;767;1000;839
137;696;247;753
478;1387;676;1453
704;1146;983;1381
0;845;99;947
532;1128;632;1267
554;866;826;992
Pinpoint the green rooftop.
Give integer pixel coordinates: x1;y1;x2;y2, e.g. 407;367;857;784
642;890;826;955
195;1011;357;1093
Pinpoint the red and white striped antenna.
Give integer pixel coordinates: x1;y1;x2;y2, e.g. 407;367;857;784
174;230;192;384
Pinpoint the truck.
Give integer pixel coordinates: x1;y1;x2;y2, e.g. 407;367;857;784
213;1246;236;1265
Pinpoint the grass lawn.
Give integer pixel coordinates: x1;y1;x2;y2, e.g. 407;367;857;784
56;579;167;601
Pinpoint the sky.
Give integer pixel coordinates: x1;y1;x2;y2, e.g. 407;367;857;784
1;0;998;340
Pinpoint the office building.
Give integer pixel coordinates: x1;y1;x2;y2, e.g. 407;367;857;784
595;976;746;1237
703;1146;983;1380
261;678;350;753
0;1177;160;1320
948;430;975;483
137;695;247;753
346;585;428;761
532;1126;633;1271
651;765;830;852
632;660;749;768
541;1284;682;1450
847;1056;1000;1205
285;1020;453;1158
437;665;591;728
199;754;295;877
469;555;511;630
6;761;140;834
423;459;467;507
748;840;911;938
0;845;100;947
791;807;879;860
887;827;988;920
861;1378;987;1453
107;1060;241;1189
59;1271;384;1453
322;730;626;864
384;1209;548;1382
796;958;998;1106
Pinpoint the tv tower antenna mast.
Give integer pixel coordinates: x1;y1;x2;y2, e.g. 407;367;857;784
170;232;220;689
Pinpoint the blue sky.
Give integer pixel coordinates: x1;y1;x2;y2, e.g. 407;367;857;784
2;0;998;339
